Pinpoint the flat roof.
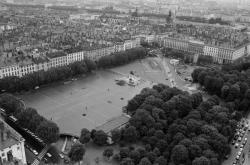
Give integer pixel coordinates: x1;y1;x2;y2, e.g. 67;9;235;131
95;114;130;134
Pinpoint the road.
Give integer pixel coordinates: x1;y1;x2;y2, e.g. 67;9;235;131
222;117;250;165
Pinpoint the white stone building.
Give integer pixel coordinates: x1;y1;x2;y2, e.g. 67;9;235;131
0;118;26;165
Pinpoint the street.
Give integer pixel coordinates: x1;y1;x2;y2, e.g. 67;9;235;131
222;117;250;165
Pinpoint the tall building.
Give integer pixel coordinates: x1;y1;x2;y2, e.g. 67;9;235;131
0;118;27;165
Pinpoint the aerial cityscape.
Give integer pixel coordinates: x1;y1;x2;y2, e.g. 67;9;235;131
1;0;250;165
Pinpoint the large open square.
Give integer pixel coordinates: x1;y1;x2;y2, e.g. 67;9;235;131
17;57;180;136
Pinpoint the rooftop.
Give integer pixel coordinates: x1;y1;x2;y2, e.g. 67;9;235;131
0;117;24;150
95;114;130;134
46;51;67;58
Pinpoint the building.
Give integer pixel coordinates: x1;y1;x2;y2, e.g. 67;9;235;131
0;38;141;79
95;114;130;135
162;37;249;64
47;51;68;68
0;118;26;165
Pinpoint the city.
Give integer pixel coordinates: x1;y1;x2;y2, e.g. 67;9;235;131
0;0;250;165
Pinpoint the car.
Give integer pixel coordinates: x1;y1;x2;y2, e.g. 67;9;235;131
46;153;52;158
33;150;38;155
238;137;242;142
232;140;236;145
240;144;244;149
64;159;69;164
234;135;239;140
43;157;48;163
235;143;239;148
236;155;240;160
59;153;64;159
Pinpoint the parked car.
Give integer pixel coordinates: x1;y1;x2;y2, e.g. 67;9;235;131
46;153;52;158
59;153;64;159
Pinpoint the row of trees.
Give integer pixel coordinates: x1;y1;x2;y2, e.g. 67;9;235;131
0;93;60;144
0;59;96;93
191;62;250;113
112;84;238;165
0;47;148;93
196;55;213;65
97;48;147;68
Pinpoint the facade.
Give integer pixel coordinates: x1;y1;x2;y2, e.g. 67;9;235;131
163;37;189;52
162;37;249;64
0;39;141;79
0;118;26;165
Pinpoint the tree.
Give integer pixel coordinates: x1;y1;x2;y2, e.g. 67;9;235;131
154;156;167;165
171;145;189;165
120;158;135;165
0;93;24;115
188;144;202;160
36;121;59;144
103;148;114;160
123;126;138;142
111;129;121;143
84;59;97;71
192;68;204;83
93;130;108;146
120;147;130;159
79;128;91;144
146;151;157;163
91;129;96;139
68;143;85;165
129;150;141;164
192;156;210;165
47;146;60;164
16;108;39;129
139;157;152;165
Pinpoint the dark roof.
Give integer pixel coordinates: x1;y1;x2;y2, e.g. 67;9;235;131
95;114;130;134
46;51;67;58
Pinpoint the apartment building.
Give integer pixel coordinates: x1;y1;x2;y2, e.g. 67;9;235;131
0;65;20;78
162;37;249;64
163;37;189;52
0;38;141;79
0;118;26;165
